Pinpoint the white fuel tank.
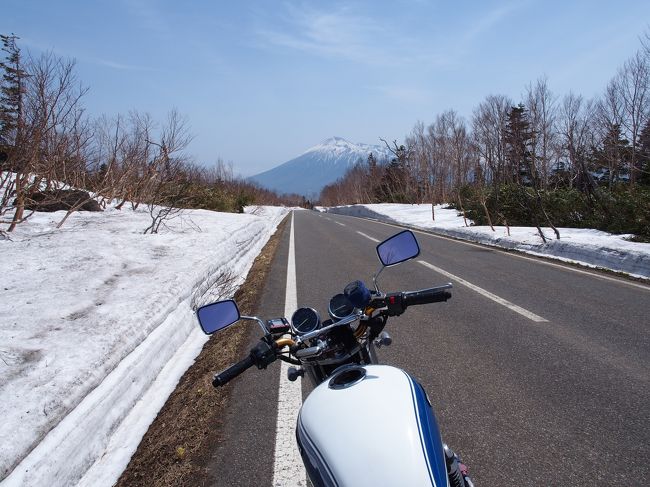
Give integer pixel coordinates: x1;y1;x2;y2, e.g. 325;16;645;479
297;364;449;487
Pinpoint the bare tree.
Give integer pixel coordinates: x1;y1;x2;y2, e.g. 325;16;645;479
378;138;414;203
526;76;558;188
142;110;193;234
556;93;598;194
616;51;650;185
594;77;627;188
472;94;512;186
5;50;88;231
406;122;432;203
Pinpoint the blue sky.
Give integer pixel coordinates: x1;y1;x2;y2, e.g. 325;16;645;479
3;0;649;176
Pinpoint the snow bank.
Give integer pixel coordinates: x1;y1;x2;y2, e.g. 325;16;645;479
0;205;288;486
326;204;650;279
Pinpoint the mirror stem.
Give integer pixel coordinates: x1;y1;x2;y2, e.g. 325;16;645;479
240;315;269;334
372;265;385;293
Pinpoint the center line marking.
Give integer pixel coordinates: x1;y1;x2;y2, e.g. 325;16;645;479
335;221;345;226
418;260;548;322
356;231;380;243
272;212;306;487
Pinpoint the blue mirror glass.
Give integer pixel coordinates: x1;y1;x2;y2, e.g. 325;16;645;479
197;300;240;335
376;230;420;266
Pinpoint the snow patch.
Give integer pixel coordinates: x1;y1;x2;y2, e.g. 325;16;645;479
0;204;289;485
326;204;650;279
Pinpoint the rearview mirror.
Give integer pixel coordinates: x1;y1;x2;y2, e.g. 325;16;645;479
376;230;420;267
197;300;240;335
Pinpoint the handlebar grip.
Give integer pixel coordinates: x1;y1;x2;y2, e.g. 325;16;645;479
403;287;452;307
212;354;255;387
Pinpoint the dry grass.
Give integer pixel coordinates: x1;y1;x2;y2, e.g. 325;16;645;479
115;215;289;487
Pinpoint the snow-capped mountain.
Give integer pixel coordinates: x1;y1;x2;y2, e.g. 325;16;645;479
249;137;391;198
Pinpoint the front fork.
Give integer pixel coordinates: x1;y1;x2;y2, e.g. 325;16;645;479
445;444;474;487
367;331;392;364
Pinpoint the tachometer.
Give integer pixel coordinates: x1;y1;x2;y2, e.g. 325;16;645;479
291;307;321;335
328;293;354;320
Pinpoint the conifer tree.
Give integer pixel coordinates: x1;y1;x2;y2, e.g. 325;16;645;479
504;104;535;185
638;120;650;186
367;152;379;202
593;123;630;188
0;33;28;168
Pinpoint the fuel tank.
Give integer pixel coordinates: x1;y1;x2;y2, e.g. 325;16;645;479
297;364;449;487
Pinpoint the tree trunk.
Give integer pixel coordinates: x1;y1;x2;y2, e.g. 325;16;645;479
481;198;495;231
7;174;25;232
457;194;468;227
534;192;560;239
115;197;128;210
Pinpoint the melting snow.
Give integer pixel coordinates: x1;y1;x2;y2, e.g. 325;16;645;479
0;204;288;486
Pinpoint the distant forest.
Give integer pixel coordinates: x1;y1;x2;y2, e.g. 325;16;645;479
0;34;306;234
320;31;650;241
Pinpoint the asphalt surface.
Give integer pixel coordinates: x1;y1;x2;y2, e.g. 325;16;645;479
209;209;650;486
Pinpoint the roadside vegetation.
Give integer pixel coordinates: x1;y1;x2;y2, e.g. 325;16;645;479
0;34;304;236
114;215;289;487
320;31;650;242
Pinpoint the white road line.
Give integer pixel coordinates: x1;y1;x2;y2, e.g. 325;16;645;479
272;212;307;487
335;221;346;227
498;251;650;291
418;260;549;323
335;214;650;292
356;231;380;243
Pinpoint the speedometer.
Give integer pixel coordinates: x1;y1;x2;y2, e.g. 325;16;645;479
291;307;321;335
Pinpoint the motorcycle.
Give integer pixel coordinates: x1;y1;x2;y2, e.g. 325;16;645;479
197;230;474;487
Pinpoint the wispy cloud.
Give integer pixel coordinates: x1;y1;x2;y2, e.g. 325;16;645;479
94;58;156;71
366;84;433;104
459;1;529;49
255;2;525;69
256;3;428;67
19;37;154;72
258;5;385;64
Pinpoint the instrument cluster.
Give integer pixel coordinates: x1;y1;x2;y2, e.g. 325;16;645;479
290;307;321;335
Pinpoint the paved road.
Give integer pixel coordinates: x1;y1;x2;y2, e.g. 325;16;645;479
209;210;650;486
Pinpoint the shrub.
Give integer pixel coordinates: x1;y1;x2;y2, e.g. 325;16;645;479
459;184;650;240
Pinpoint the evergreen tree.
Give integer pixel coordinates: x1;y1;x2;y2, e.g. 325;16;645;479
374;141;411;202
0;33;28;166
375;158;407;202
638;119;650;186
367;152;379;202
504;104;535;185
367;152;377;171
592;123;630;187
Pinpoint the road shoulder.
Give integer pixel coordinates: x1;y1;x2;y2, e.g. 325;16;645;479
115;214;290;487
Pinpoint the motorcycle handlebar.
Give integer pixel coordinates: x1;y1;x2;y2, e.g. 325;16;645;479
212;354;256;387
403;286;452;306
375;284;452;316
210;283;453;386
212;339;278;387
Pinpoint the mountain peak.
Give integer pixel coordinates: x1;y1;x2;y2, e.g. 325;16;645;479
305;136;381;156
249;137;391;197
308;136;355;152
321;136;350;145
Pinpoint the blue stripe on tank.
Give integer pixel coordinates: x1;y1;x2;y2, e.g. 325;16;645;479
404;371;448;487
405;373;436;486
297;413;339;487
